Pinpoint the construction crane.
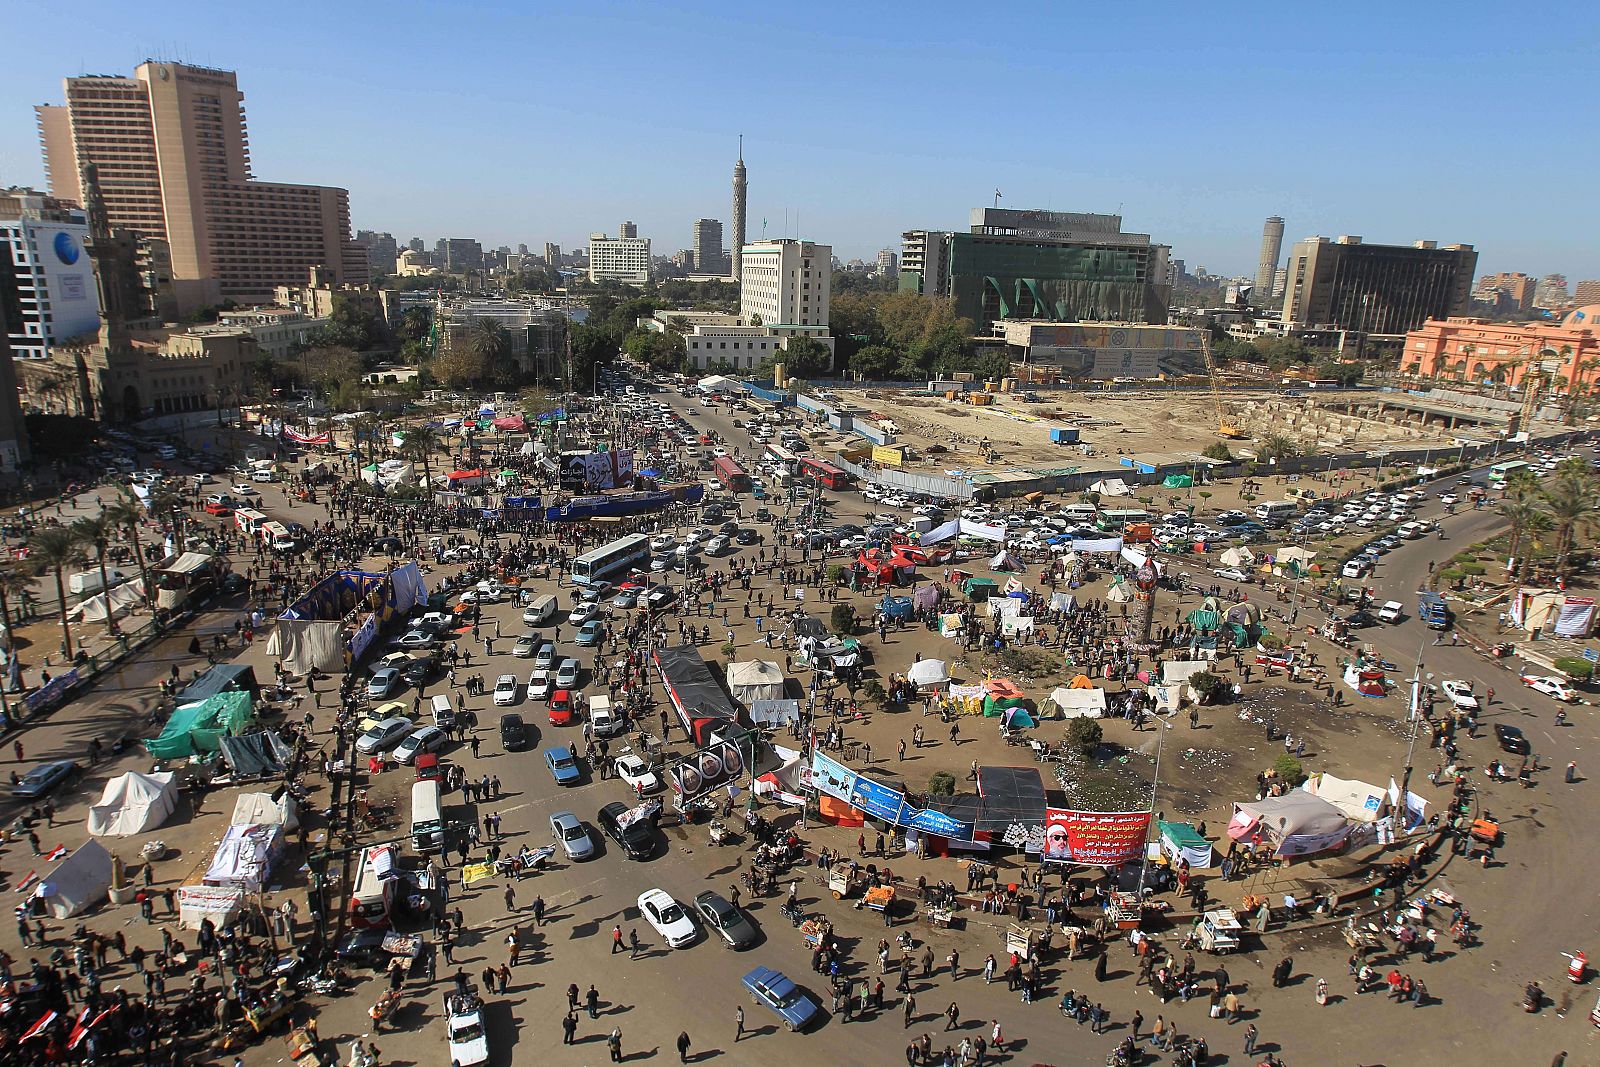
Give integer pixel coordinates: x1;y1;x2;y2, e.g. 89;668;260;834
1200;332;1245;438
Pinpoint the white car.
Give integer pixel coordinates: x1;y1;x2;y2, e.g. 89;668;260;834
444;992;489;1067
1439;493;1458;505
230;483;260;497
1440;680;1479;712
554;658;580;689
1520;674;1578;702
527;669;555;701
650;534;677;552
638;888;698;948
1212;567;1251;582
492;675;520;706
613;753;662;794
568;602;601;625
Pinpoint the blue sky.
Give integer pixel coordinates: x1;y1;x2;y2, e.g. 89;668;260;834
3;0;1596;284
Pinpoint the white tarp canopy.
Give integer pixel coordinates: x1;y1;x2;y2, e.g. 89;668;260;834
1220;546;1256;568
1090;478;1132;497
726;660;785;705
178;884;244;931
697;374;734;392
264;619;345;674
1302;773;1389;824
1161;660;1212;686
906;659;950;686
87;771;177;837
204;824;283;893
1228;792;1350;858
989;550;1023;571
958;518;1006;541
230;791;301;831
1046;686;1107;718
68;579;146;623
36;840;112;918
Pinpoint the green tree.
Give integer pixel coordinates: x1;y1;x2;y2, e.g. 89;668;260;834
927;771;957;796
781;337;834;378
1065;717;1103;756
1543;456;1597;576
103;496;152;606
401;425;442;489
848;344;897;380
1201;441;1233;461
70;515;120;635
569;323;617;388
29;527;85;657
394;306;433;344
1254;431;1301;462
430;342;490;388
829;602;855;636
622;329;686;374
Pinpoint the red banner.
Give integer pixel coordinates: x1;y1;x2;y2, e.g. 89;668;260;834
1044;808;1151;866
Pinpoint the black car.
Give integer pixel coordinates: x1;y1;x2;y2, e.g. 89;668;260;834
403;656;441;685
693;890;759;949
597;801;656;860
1494;723;1531;755
1110;860;1175;895
335;928;389;968
500;714;530;752
1345;610;1381;628
734;529;759;545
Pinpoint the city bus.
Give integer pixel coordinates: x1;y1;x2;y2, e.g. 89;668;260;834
1488;460;1531;486
571;533;652;586
762;443;798;473
798;457;849;491
1096;508;1155;532
712;456;751;493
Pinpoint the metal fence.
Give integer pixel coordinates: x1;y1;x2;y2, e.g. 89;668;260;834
831;453;975;502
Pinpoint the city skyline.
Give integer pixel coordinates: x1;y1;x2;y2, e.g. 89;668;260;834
2;1;1595;283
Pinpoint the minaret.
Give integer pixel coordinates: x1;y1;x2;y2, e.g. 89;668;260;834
81;163;127;327
731;135;747;286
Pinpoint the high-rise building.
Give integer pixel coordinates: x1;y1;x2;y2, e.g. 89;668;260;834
1575;280;1600;306
407;237;425;253
739;240;830;328
900;209;1170;329
544;243;562;267
1535;273;1569;308
1256;216;1285;300
898;231;950;296
730;138;747;283
619;221;638;240
1475;271;1536;310
36;61;367;310
0;253;35;468
876;249;898;276
692;219;725;274
357;230;398;274
434;238;484;272
1280;236;1477;335
0;188;100;361
588;233;651;285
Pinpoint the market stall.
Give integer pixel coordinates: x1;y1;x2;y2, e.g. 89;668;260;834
1158;820;1214;869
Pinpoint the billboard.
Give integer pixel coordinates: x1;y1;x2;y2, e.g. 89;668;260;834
849;776;908;823
560;449;636;490
1043;808;1151;866
809;751;857;802
666;738;746;799
870;446;904;467
29;222;100;345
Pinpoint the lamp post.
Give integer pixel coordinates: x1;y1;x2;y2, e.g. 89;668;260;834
1400;635;1431;814
1135;717;1174;900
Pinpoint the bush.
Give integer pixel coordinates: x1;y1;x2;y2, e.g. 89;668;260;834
1273;754;1305;785
719;641;736;659
1201;441;1233;462
830;603;856;637
1066;717;1104;756
928;771;957;796
1258;633;1284;651
863;678;888;706
826;563;847;583
1188;670;1226;704
1459;562;1487;576
1554;656;1595;682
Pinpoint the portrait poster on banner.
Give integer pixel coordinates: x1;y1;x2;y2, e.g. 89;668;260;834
1043;808;1152;865
809;751;857;802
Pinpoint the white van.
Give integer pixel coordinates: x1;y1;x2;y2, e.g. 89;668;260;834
68;569;127;596
522;593;559;626
1396;521;1426;540
430;693;456;729
1060;504;1098;523
410;780;445;852
1255;501;1299;522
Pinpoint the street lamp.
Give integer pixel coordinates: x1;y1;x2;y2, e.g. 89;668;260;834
1135;716;1174;900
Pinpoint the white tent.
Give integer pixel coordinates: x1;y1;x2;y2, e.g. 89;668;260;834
1089;478;1132;497
906;659;950;686
988;550;1023;571
1105;581;1133;604
1302;773;1389;824
697;374;734;392
178;884;244;931
264;619;345;674
1161;660;1212;686
36;840;112;918
68;580;146;624
230;791;301;831
726;660;785;705
1046;686;1107;718
1220;546;1256;568
87;772;177;837
204;824;283;893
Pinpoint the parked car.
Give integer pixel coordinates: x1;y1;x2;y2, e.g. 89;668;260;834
554;658;581;689
512;634;539;658
547;689;577;726
393;726;447;765
11;760;81;799
366;667;404;699
741;966;820;1031
638;888;698;948
575;620;606;647
499;713;529;751
597;801;656;859
694;891;758;950
613;753;662;794
527;669;555;702
492;675;520;706
355;716;414;755
549;810;594;861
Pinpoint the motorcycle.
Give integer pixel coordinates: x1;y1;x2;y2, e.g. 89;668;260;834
779;901;806;926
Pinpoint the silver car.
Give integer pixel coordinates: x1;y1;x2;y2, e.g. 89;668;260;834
356;716;414;755
550;810;595;861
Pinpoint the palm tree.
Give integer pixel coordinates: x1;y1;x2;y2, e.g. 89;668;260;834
145;488;188;554
466;318;511;370
0;562;34;645
1543;458;1597;577
69;516;121;635
1499;491;1543;566
1517;510;1555;583
352;413;382;470
104;496;152;607
401;425;442;490
29;527;86;658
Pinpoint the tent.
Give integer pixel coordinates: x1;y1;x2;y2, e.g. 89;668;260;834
144;691;253;759
230;791;301;831
218;731;294;777
204;824;283;892
1343;663;1389;698
1044;685;1106;719
178;884;244;931
1158;821;1214;869
1105;580;1133;603
1227;793;1350;858
36;840;112;919
1162;474;1193;488
1274;545;1318;577
906;659;950;686
68;580;146;624
982;678;1027;718
1220;546;1256;568
86;772;177;837
1161;660;1211;686
988;550;1024;572
726;660;785;705
747;699;801;729
1302;773;1389;824
1089;478;1132;497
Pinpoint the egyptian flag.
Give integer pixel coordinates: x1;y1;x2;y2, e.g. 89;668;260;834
21;1010;57;1041
44;845;69;862
14;871;37;894
68;1004;118;1050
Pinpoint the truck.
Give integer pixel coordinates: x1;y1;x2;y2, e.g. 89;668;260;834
1418;591;1451;630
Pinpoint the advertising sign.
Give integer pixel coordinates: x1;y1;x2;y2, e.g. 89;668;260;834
871;446;904;467
849;776;908;823
903;806;972;840
809;751;857;802
1043;808;1151;866
30;222;100;343
666;739;746;798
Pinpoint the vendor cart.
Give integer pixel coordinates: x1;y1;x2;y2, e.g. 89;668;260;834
708;819;732;847
924;903;958;930
1197;909;1243;953
1005;923;1039;961
863;885;896;913
827;868;863;900
800;918;831;950
285;1024;332;1067
1470;817;1501;846
1105;892;1143;931
1342;918;1384;954
245;994;293;1034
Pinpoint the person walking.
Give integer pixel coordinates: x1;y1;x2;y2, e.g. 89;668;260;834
1244;1023;1259;1056
504;886;516;911
990;1020;1005;1052
607;1026;623;1062
612;925;625;954
563;1011;578;1044
586;985;600;1019
945;1001;960;1031
629;928;642;958
904;993;917;1028
735;1005;745;1041
676;1031;691;1062
1130;1010;1143;1040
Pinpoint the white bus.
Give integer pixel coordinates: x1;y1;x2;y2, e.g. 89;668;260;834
410;780;445;852
571;533;652;586
233;508;268;535
763;443;798;472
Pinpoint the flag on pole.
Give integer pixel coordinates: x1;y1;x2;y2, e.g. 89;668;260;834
21;1010;57;1041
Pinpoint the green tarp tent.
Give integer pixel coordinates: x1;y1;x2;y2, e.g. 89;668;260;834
963;577;998;601
1186;608;1220;632
144;691;253;759
1163;474;1193;488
